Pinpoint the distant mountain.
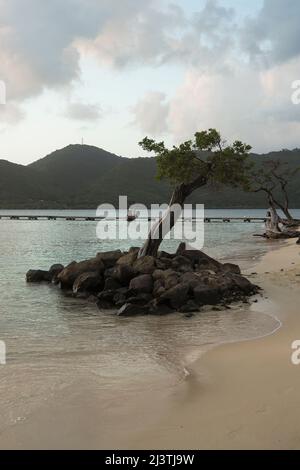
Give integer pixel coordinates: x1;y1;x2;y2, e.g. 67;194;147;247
0;144;300;209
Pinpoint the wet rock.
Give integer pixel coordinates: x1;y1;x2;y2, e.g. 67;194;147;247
96;298;114;310
129;274;153;294
113;290;127;307
148;299;174;315
222;263;241;275
103;277;121;291
159;282;190;309
97;289;116;303
49;264;64;282
57;257;105;289
176;243;222;271
171;255;192;273
73;271;103;295
117;303;149;316
153;279;165;297
96;249;123;267
229;273;256;294
193;285;222;305
133;256;156;274
155;257;173;270
126;293;152;305
152;269;165;281
158;250;175;259
179;300;199;313
112;264;135;285
26;269;51;283
116;248;139;266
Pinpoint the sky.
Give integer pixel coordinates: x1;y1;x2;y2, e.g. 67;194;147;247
0;0;300;164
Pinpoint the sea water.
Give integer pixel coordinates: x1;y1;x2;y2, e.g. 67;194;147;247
0;208;298;434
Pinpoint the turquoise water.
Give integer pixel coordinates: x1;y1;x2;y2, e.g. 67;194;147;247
0;208;297;434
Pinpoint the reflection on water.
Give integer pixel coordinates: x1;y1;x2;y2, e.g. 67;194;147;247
0;209;287;432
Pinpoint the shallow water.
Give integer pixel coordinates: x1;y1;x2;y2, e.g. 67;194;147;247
0;208;298;434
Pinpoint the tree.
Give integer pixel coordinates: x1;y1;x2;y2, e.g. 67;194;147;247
249;159;299;223
138;129;252;257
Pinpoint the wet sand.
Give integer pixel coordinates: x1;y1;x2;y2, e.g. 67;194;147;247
1;239;300;449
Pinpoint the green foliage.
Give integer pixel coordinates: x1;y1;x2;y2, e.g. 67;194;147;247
139;129;252;190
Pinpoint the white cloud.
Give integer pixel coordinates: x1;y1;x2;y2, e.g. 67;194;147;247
132;92;169;135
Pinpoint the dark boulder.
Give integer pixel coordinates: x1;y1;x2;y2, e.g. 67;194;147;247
73;272;103;295
171;255;193;272
176;243;222;272
116;248;139;266
26;269;51;283
179;300;199;313
104;277;121;291
222;263;241;275
159;282;190;309
157;250;176;259
97;289;116;302
153;279;165;297
57;257;105;289
148;299;174;315
49;264;64;282
129;274;153;294
117;303;149;316
133;256;156;274
113;290;128;307
164;270;180;290
112;264;135;285
96;298;114;310
229;273;257;294
180;271;203;288
155;257;173;270
193;284;222;305
96;250;123;267
126;293;153;305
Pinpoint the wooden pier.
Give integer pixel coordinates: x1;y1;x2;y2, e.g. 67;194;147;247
0;215;266;223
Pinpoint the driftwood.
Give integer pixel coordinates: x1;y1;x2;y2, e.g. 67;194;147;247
254;205;299;239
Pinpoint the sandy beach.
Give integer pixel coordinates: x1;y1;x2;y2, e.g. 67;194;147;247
129;238;300;450
1;238;300;450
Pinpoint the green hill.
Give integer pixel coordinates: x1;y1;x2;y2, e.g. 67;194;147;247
0;144;299;209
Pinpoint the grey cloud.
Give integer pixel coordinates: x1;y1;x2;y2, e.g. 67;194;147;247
65;102;102;121
0;0;238;106
241;0;300;67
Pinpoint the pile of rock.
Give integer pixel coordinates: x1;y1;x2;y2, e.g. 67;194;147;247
26;243;259;316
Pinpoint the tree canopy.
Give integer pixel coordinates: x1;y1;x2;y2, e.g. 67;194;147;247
139;128;252;190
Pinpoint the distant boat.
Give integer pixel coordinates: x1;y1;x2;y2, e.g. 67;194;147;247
127;211;137;222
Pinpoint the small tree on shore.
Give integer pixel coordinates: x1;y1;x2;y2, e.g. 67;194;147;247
138;129;252;258
249;159;299;223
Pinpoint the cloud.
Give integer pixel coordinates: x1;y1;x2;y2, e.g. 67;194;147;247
0;0;238;105
132;92;169;135
64;102;102;121
241;0;300;67
133;53;300;153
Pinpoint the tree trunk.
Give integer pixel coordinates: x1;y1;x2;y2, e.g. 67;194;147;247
257;196;299;239
138;176;207;258
265;197;282;236
273;197;293;221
